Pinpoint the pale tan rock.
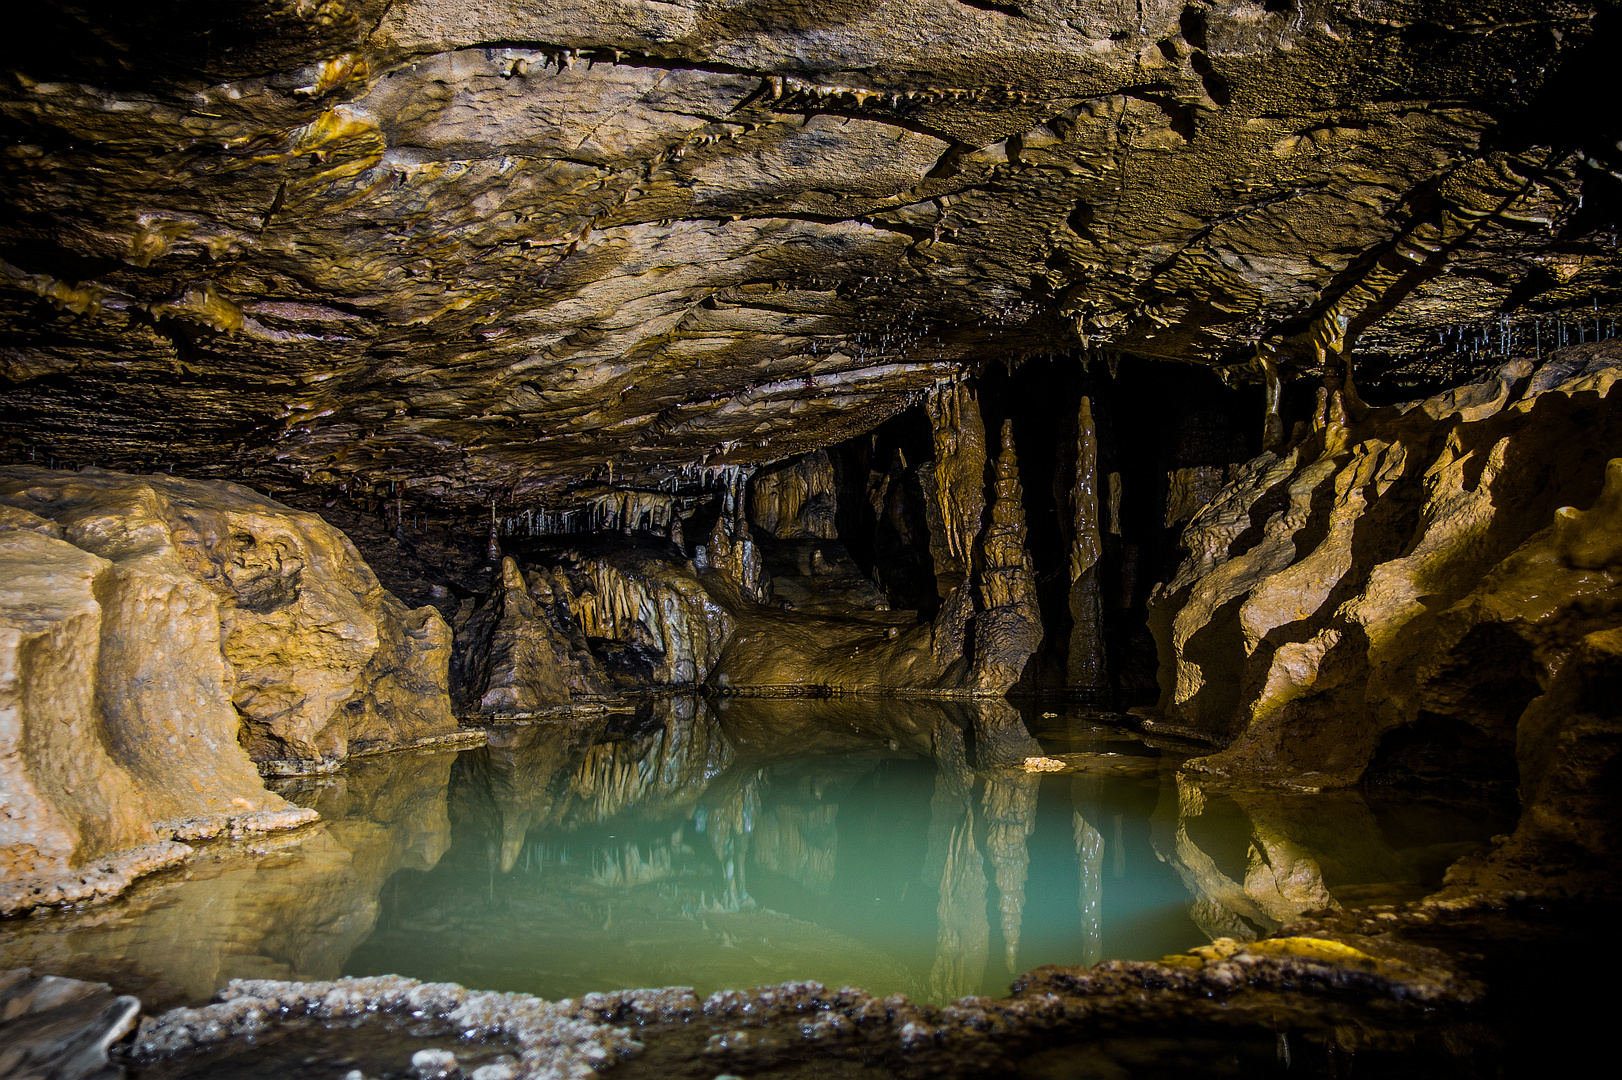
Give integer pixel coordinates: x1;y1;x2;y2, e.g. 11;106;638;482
749;450;838;539
0;467;457;773
0;532;154;881
0;467;460;907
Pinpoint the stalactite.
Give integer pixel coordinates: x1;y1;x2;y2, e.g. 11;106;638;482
1068;397;1107;693
698;478;768;604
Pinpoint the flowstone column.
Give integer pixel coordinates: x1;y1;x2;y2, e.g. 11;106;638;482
1068;396;1108;693
924;381;988;592
970;421;1043;694
700;470;767;603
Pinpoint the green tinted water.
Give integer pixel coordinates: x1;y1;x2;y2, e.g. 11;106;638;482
0;696;1510;1009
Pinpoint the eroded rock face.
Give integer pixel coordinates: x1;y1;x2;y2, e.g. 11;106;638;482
1147;346;1622;800
0;466;463;909
0;528;157;881
0;467;458;769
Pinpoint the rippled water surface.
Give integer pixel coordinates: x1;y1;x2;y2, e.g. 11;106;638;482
0;697;1510;1009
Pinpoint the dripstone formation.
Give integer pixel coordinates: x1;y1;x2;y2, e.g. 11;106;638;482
2;1;1617;506
0;4;1620;1073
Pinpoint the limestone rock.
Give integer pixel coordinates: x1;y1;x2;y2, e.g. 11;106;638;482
1147;346;1622;789
0;530;153;883
453;543;733;712
0;466;461;908
0;467;457;772
924;382;989;590
749;451;838;539
700;509;768;605
453;557;578;714
2;3;1613;504
1068;396;1107;691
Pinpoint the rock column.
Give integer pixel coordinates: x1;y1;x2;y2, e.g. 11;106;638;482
1067;396;1107;693
924;381;988;592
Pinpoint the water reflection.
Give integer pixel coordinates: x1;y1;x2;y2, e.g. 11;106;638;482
0;751;455;1008
0;697;1509;1008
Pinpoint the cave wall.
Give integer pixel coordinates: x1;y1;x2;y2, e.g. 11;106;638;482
1146;346;1622;814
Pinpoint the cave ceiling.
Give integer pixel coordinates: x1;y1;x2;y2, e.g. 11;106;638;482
2;0;1620;508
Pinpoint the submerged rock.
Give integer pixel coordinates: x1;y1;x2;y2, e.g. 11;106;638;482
0;968;140;1080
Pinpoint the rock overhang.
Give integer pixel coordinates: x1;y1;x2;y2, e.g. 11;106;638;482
1;0;1618;508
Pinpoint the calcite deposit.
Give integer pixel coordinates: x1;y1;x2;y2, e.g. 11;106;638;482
0;1;1619;1071
1;1;1616;508
1145;346;1622;894
0;467;460;912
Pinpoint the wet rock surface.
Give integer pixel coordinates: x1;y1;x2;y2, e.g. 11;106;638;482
97;892;1613;1079
0;696;1609;1077
3;2;1619;507
1146;347;1622;805
0;968;139;1080
0;467;462;912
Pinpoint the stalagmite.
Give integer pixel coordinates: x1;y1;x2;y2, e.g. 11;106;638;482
1067;396;1107;694
700;472;769;604
970;421;1043;694
1259;350;1285;451
454;557;574;713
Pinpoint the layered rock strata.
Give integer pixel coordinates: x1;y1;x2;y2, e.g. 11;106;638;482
0;467;460;911
2;3;1615;503
1147;347;1622;822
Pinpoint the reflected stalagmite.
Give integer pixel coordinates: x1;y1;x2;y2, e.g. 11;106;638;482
982;768;1040;974
928;808;990;1002
1072;775;1105;967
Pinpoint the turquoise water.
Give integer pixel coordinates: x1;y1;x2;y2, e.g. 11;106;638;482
0;696;1508;1009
